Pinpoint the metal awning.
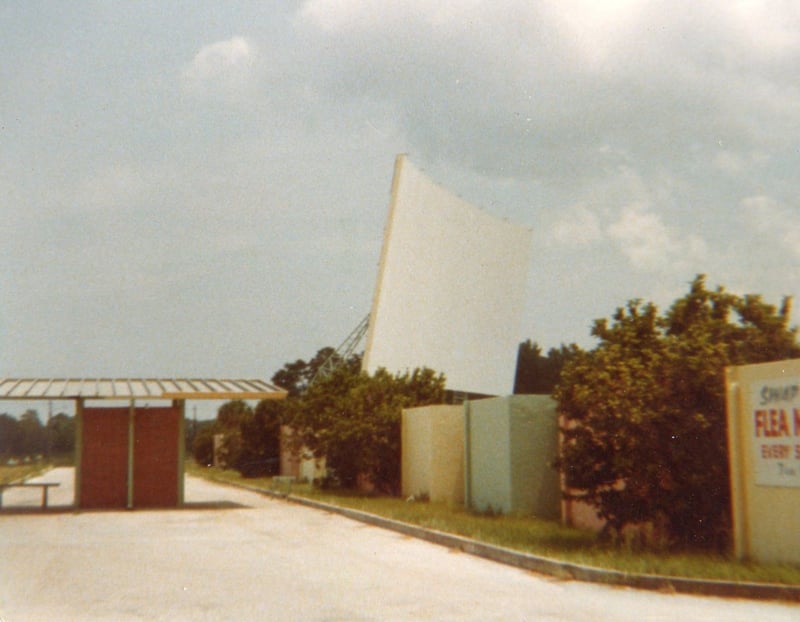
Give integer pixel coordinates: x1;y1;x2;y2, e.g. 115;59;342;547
0;378;287;401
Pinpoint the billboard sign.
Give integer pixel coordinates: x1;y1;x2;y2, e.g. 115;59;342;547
750;378;800;487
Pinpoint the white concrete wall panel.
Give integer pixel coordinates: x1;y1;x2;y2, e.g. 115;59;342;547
364;156;532;396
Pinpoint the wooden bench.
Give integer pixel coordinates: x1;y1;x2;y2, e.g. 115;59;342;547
0;482;60;509
270;476;296;497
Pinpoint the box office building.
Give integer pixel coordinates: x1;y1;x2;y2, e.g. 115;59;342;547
0;378;286;509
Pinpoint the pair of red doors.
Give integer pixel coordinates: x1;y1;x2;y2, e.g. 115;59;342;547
79;406;180;508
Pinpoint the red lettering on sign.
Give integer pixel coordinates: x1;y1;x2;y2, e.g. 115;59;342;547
777;409;790;437
755;410;767;437
761;444;791;459
755;409;792;437
794;408;800;436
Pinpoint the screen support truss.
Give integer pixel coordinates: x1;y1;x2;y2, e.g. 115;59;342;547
311;314;370;385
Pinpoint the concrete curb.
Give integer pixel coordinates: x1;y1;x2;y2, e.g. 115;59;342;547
209;477;800;604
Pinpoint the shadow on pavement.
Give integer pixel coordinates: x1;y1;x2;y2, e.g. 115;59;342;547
0;500;250;515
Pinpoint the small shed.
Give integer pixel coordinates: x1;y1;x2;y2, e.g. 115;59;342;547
401;404;464;504
464;395;560;518
0;378;286;509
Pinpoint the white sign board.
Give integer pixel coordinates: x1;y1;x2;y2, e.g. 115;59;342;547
726;359;800;564
750;378;800;487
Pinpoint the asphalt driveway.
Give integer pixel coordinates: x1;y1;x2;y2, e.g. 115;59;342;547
0;468;797;621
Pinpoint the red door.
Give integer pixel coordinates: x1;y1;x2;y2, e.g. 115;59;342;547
80;408;129;508
80;405;181;509
133;407;179;507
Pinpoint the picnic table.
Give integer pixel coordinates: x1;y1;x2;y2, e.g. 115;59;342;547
0;481;60;509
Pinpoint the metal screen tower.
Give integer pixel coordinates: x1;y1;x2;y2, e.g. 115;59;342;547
310;314;370;385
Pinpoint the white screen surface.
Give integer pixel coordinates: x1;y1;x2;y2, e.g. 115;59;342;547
363;155;532;396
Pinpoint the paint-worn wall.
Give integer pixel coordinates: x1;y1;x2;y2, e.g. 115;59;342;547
401;404;463;504
280;425;326;482
726;358;800;564
280;425;300;477
509;395;560;520
466;395;560;518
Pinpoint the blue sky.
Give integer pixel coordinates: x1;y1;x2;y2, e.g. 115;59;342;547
3;1;800;416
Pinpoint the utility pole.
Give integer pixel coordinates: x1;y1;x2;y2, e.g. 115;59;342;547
46;400;53;460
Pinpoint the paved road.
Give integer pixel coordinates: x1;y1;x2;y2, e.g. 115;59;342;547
0;468;797;621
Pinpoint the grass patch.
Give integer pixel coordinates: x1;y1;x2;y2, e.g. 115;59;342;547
0;454;73;485
185;462;800;586
0;462;50;485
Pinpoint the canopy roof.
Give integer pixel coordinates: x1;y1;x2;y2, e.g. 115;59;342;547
0;378;287;401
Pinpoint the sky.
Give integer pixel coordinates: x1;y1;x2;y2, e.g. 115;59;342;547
3;1;800;417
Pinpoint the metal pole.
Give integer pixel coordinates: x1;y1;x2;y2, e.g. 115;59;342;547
74;398;84;508
127;400;135;509
46;400;52;460
176;399;186;505
464;400;472;511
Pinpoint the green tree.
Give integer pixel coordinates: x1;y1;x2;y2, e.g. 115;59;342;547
191;426;216;466
236;399;285;477
18;410;46;456
556;276;800;549
191;401;254;468
0;413;22;457
217;400;253;469
216;400;253;429
291;362;445;493
513;340;577;394
271;347;336;397
47;413;76;455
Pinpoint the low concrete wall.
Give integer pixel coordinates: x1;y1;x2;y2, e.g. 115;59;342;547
465;395;560;518
402;404;464;504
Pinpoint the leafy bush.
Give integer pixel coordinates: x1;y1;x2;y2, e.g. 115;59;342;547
556;275;800;549
290;361;445;494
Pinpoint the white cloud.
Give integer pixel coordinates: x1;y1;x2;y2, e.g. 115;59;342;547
608;202;675;270
5;1;800;381
550;0;646;70
551;204;603;245
607;202;707;273
740;195;800;260
296;0;800;187
182;36;258;99
300;0;486;32
728;0;800;60
300;0;387;32
713;150;746;175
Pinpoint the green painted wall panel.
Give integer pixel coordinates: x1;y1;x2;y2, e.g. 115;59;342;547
509;395;560;519
466;395;560;518
466;398;511;513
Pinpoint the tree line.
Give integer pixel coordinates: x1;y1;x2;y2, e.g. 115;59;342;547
193;274;800;552
0;409;76;460
191;352;445;494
